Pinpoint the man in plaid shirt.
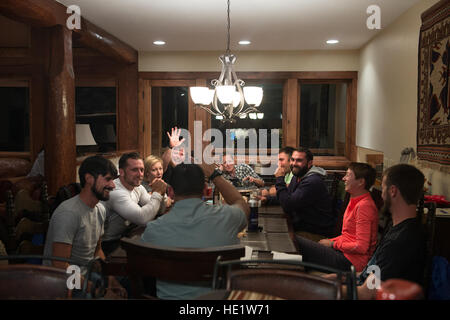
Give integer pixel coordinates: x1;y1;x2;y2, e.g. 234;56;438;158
220;154;265;188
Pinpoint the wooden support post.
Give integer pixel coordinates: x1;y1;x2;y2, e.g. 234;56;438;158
45;25;76;195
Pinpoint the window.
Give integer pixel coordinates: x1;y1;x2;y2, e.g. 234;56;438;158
210;83;283;151
75;86;117;154
150;86;189;154
139;72;357;164
0;86;30;152
299;83;347;156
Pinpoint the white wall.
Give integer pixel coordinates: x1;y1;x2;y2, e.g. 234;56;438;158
139;50;360;72
357;0;449;197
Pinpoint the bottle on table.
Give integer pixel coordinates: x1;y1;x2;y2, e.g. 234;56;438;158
247;191;260;232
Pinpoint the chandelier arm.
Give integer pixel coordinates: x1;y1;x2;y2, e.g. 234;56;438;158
195;104;222;117
233;84;246;114
240;107;260;115
211;93;225;115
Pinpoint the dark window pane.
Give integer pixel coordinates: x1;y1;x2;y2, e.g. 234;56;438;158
0;87;30;151
158;87;189;148
300;83;347;156
211;83;283;150
75;87;117;153
75;87;116;115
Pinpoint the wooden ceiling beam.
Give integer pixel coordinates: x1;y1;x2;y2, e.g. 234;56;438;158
0;0;137;64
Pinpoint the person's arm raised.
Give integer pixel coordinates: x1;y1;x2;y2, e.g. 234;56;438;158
200;163;250;219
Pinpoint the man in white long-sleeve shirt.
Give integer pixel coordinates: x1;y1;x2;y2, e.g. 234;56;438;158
101;152;167;255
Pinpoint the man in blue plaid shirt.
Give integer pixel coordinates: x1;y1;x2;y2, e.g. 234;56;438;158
220;154;265;188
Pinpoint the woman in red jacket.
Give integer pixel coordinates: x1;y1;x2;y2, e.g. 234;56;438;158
295;162;379;272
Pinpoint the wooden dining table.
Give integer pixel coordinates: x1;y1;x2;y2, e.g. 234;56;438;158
102;204;300;276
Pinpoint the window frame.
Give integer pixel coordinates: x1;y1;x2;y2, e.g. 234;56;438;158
139;72;357;168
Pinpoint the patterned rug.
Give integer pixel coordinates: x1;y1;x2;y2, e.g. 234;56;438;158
417;0;450;169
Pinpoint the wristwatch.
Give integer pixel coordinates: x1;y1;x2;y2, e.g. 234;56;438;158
209;169;223;182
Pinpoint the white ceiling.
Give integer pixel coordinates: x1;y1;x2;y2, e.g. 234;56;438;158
57;0;421;52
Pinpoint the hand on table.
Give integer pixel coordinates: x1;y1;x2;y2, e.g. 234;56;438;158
318;239;333;248
243;176;256;184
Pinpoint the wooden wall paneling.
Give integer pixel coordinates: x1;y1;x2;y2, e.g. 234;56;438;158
45;25;76;195
283;79;299;148
346;78;357;161
150;85;162;155
29;27;49;161
138;79;152;158
117;63;139;152
193;79;211;149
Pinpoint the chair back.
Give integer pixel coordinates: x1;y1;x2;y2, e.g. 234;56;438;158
0;255;101;299
213;258;358;300
49;183;81;217
0;264;71;299
417;199;437;294
120;237;245;282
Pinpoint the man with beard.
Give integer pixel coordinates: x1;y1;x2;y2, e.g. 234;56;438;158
354;164;426;299
43;156;119;287
44;156;117;271
101;152;167;255
275;147;335;240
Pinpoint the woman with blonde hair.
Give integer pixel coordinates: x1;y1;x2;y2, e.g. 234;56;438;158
142;155;173;209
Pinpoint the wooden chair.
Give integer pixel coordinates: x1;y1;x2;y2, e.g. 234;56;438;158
0;255;101;299
212;258;358;300
417;199;437;296
120;237;245;298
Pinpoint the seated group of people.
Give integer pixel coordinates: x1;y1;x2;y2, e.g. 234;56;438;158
268;146;426;299
42;127;427;300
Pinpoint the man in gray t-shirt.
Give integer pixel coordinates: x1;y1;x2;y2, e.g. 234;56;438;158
43;156;117;275
44;195;106;274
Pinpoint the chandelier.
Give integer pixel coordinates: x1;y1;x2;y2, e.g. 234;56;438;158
189;0;263;123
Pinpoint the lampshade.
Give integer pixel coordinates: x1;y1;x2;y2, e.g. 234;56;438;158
216;85;236;104
76;124;97;146
244;87;263;106
248;113;257;120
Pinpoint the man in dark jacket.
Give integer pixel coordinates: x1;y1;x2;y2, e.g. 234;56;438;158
275;147;335;240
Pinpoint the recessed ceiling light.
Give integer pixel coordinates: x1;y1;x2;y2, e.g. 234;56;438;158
239;40;251;45
153;40;166;46
326;39;339;44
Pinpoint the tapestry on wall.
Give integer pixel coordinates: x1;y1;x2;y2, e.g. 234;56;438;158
417;0;450;171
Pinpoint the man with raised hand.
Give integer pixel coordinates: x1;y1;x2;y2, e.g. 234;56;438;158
142;162;249;300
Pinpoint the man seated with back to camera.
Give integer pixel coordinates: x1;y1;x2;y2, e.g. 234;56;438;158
329;164;426;299
101;152;167;256
141;162;250;300
295;162;379;273
275;147;336;241
43;156;126;298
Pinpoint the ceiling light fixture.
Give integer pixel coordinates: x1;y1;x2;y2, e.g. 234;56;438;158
326;39;339;44
153;40;166;45
239;40;251;45
189;0;263;123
